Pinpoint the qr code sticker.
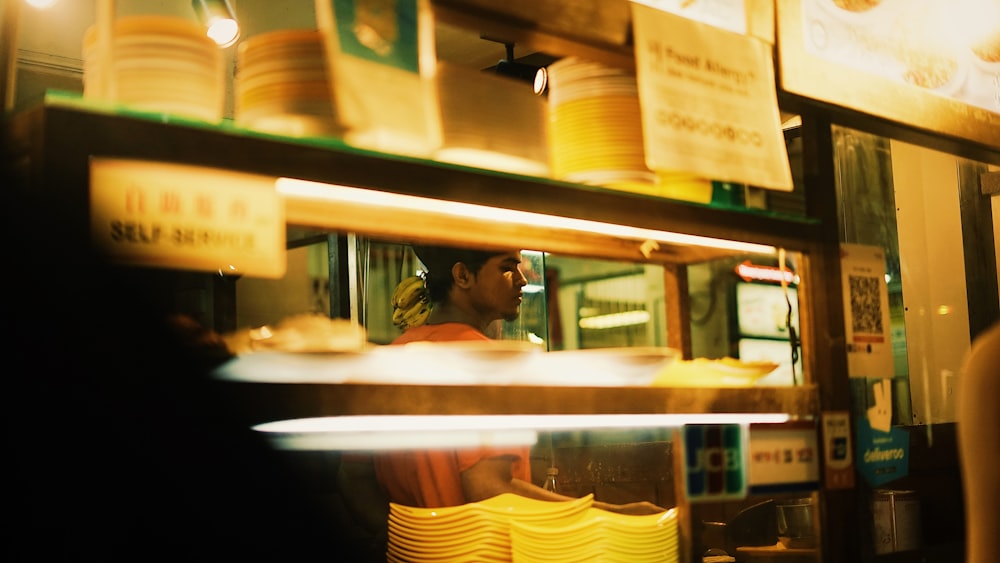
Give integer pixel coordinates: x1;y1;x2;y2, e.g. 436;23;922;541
849;275;882;335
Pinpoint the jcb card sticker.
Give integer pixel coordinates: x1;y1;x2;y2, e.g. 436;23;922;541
89;158;286;278
683;424;747;503
840;244;893;378
631;2;793;191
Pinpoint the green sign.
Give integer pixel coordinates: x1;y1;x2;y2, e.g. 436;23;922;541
856;417;909;487
332;0;419;73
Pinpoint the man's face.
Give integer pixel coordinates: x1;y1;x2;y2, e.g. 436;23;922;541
470;251;527;322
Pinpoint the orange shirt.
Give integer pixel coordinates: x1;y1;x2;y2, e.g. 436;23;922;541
371;322;532;508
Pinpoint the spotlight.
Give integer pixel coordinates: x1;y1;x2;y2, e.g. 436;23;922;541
495;60;547;96
191;0;240;47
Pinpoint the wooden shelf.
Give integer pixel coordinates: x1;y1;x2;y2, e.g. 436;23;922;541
11;94;822;266
216;380;819;424
5;94;825;422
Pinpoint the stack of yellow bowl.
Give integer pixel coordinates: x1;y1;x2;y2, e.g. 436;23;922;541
235;29;342;137
388;493;593;562
510;507;679;563
546;57;655;191
83;15;224;122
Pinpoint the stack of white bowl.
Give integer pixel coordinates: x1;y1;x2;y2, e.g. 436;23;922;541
546;57;654;191
234;29;341;137
510;507;679;563
83;15;224;123
387;493;593;562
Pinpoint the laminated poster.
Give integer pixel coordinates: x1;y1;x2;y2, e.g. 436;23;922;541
631;2;793;191
315;0;442;156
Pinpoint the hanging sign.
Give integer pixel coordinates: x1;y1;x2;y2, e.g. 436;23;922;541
631;2;793;191
821;411;855;490
840;243;894;378
315;0;442;157
856;379;910;487
747;421;819;494
89;158;286;278
631;0;748;34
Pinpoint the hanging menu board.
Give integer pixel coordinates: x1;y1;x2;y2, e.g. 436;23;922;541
632;3;794;192
776;0;1000;149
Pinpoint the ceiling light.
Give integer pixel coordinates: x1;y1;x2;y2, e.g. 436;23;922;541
24;0;58;8
192;0;240;47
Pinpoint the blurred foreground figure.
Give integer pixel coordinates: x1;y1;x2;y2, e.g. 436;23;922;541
957;322;1000;563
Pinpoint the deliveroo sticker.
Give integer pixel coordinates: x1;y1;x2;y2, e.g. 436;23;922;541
856;379;909;487
684;424;747;502
332;0;419;73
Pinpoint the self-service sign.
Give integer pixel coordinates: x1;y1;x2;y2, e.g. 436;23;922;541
683;424;747;502
90;158;286;278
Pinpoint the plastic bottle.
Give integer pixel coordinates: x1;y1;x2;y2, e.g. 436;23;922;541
543;467;559;493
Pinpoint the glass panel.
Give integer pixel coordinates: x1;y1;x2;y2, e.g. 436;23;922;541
687;253;805;386
831;125;999;425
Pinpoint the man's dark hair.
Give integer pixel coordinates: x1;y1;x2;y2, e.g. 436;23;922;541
412;244;499;303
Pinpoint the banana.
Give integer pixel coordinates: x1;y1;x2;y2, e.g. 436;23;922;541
391;275;427;310
404;304;431;329
393;300;431;330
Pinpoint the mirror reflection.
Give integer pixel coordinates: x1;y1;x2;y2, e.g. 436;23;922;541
233;231;804;386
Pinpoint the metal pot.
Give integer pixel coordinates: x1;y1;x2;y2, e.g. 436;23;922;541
776;498;815;545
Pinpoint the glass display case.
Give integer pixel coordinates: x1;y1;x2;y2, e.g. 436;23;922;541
0;2;914;562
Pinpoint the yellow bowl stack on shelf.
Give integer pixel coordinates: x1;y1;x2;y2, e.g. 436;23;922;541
82;15;224;122
546;57;655;190
235;29;342;138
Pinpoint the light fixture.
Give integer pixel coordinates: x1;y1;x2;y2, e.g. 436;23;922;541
252;413;791;451
192;0;240;47
24;0;58;8
275;178;779;256
578;310;651;330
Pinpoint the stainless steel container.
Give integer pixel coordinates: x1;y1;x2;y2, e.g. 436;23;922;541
776;498;815;547
872;489;921;554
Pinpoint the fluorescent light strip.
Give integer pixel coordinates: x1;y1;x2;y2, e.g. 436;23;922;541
253;413;790;451
579;310;651;329
276;178;777;255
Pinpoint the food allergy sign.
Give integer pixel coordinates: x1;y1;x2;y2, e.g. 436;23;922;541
630;2;793;191
89;158;286;278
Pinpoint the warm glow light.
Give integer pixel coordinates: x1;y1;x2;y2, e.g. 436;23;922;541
206;17;239;47
253;413;790;450
579;310;651;330
192;0;240;47
736;262;799;284
275;178;778;256
25;0;57;8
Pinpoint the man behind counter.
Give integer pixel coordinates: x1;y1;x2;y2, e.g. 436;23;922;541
337;244;664;551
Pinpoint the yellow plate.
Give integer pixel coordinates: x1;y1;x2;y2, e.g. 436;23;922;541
651;357;780;387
